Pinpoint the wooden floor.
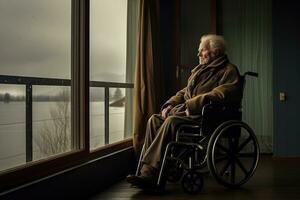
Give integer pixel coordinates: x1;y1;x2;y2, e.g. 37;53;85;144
90;155;300;200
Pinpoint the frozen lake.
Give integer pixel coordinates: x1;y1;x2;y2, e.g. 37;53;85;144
0;101;127;171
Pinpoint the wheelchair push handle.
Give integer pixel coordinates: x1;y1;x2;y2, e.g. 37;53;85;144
244;71;258;77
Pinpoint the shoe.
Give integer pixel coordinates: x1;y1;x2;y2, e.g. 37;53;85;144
126;174;155;186
126;174;165;193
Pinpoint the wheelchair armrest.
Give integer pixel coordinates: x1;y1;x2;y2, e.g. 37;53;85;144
201;102;241;115
200;102;242;135
176;124;201;141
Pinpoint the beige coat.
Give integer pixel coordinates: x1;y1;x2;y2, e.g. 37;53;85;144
162;55;243;115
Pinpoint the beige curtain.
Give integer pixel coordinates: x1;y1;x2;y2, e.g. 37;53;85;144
133;0;165;151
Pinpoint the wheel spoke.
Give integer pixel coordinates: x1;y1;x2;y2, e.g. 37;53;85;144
230;159;236;184
214;154;229;163
238;136;252;152
216;143;230;154
220;160;231;176
238;152;256;158
236;158;249;176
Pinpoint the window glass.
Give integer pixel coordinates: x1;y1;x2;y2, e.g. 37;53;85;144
90;0;127;83
33;86;71;160
90;88;105;150
0;85;25;171
90;0;136;149
0;0;71;171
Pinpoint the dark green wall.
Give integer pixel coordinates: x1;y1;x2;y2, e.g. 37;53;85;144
273;0;300;156
175;0;300;156
159;0;300;156
160;0;211;97
180;0;211;66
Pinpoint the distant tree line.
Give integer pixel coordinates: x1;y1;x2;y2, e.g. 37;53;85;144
0;93;69;103
0;88;124;103
0;93;25;103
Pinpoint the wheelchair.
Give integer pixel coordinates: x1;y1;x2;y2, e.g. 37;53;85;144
135;71;260;194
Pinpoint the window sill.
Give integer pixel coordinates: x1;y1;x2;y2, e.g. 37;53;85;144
0;138;133;192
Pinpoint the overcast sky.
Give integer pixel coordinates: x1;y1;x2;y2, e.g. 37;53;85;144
0;0;127;95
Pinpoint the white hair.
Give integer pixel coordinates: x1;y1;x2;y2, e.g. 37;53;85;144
200;34;227;56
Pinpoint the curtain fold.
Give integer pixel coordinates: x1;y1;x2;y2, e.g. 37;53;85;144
133;0;165;151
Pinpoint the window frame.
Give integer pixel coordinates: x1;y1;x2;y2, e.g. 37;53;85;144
0;0;134;192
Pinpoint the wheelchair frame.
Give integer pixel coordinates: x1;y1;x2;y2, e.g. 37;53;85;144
135;72;260;194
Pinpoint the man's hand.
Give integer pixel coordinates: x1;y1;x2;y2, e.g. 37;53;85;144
161;105;173;119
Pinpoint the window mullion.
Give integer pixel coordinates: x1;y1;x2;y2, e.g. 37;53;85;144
71;0;90;151
104;86;109;144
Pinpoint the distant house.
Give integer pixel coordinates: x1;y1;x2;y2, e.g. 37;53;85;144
109;96;125;107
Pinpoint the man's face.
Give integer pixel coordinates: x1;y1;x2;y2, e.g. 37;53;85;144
197;41;214;65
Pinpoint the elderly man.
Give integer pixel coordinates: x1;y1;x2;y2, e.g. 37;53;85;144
127;34;242;190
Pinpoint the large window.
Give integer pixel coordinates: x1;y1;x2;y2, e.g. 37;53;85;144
90;0;137;150
0;0;72;172
0;0;138;190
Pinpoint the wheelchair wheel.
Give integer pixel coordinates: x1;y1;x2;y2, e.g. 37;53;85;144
181;171;204;194
207;120;259;188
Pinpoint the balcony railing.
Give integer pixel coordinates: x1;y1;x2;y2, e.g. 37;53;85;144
0;75;134;162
